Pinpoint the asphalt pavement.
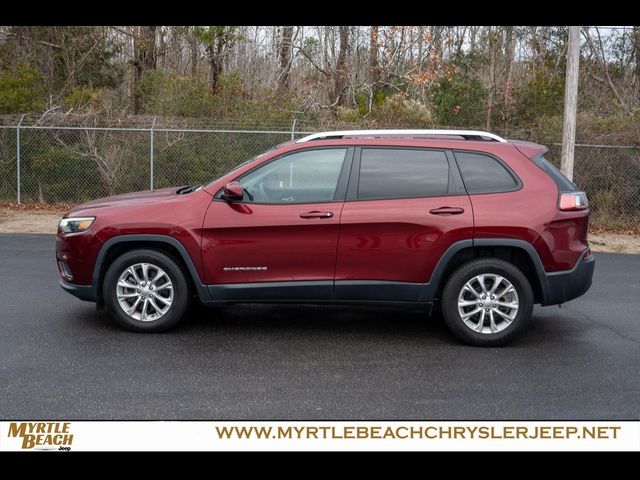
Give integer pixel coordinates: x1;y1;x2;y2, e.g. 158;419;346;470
0;233;638;419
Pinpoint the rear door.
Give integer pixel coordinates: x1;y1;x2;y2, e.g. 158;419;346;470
334;147;473;301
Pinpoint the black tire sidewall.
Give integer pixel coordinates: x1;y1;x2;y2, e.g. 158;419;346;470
103;249;190;332
441;259;534;347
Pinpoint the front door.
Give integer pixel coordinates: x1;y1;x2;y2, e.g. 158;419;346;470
334;147;473;301
201;147;352;301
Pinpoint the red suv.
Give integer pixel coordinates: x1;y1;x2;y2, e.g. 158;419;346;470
56;129;594;346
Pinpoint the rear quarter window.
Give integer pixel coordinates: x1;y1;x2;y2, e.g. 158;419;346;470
454;151;520;194
530;154;578;192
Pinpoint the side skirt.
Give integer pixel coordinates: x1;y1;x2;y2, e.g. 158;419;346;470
201;299;433;308
207;280;431;304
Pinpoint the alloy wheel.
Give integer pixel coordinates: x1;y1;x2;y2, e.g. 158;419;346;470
116;263;174;322
457;273;519;334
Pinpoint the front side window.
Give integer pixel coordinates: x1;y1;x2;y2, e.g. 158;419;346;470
455;151;519;194
238;148;347;204
358;148;450;200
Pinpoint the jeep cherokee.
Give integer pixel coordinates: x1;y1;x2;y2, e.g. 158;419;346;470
56;129;595;346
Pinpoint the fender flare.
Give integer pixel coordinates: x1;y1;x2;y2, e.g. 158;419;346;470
418;238;550;303
93;234;210;302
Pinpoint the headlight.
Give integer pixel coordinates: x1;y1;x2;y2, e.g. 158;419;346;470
59;217;95;234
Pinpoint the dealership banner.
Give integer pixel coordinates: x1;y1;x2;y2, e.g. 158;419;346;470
1;421;638;451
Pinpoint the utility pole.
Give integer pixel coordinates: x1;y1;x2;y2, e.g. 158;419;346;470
561;26;581;181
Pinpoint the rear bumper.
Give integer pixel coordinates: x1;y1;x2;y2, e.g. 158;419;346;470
59;280;97;302
541;250;595;305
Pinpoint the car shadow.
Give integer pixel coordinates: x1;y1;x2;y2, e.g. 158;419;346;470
68;301;587;349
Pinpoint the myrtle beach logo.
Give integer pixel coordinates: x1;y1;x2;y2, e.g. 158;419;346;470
7;422;73;450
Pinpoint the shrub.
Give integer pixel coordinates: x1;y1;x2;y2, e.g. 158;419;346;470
430;75;485;127
0;65;45;114
62;86;106;112
370;94;433;127
513;68;565;125
136;70;296;125
137;70;217;117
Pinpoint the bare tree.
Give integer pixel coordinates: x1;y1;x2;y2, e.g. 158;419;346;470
332;26;350;106
190;26;200;78
195;26;238;94
2;25;640;124
369;26;380;84
431;26;443;64
635;26;640;99
276;26;294;92
54;126;128;196
528;26;547;67
469;26;478;52
132;26;157;114
583;27;630;113
503;26;516;105
109;26;158;114
486;27;498;129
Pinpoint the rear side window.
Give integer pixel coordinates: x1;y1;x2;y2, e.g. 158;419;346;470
358;148;449;200
455;151;519;194
530;155;577;192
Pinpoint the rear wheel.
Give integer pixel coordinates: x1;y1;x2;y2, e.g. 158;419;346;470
441;258;533;346
103;249;191;332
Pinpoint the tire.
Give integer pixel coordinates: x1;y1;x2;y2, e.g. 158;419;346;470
103;249;191;332
441;257;533;347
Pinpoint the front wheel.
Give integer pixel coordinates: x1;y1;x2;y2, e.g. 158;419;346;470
103;249;191;332
441;258;534;346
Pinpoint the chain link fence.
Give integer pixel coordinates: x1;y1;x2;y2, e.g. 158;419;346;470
0;123;297;204
0;120;638;230
545;144;640;230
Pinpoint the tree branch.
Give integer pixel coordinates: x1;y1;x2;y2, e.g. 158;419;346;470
292;43;329;77
108;26;135;38
583;27;630;113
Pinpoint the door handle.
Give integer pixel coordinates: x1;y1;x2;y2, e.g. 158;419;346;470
299;211;334;219
429;206;465;215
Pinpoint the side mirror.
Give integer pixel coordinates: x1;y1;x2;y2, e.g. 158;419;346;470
222;181;244;202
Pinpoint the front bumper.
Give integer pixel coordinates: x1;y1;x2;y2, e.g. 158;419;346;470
59;279;97;302
56;228;102;286
541;250;595;305
56;226;103;303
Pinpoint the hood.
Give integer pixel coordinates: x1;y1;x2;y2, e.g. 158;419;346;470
66;187;182;215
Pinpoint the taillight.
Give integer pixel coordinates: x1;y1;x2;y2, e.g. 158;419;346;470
560;191;589;211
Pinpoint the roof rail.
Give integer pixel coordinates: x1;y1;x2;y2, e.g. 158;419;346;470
296;129;508;143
